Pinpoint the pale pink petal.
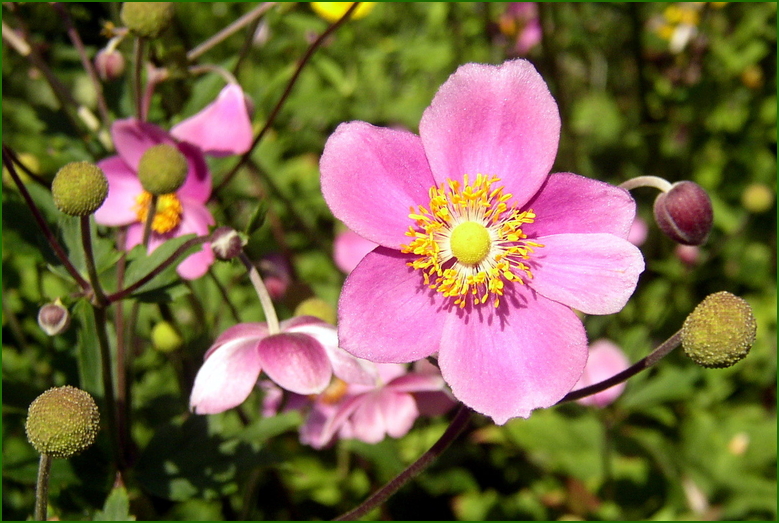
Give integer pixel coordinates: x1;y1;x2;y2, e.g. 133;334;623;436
189;335;263;414
94;156;144;226
257;332;332;394
334;229;378;274
628;217;648;246
169;199;215;279
528;233;644;315
522;173;636;239
320;122;435;248
124;223;144;251
438;287;588;424
300;401;340;449
348;393;388;443
112;119;174;171
387;372;446;394
379;391;419;439
419;59;560;206
414;390;458;417
204;323;268;360
316;394;365;446
337;247;446;363
171;84;253;157
515;20;542;55
175;141;212;203
574;339;630;408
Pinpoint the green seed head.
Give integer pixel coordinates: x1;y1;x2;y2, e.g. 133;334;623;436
25;386;100;459
51;162;109;216
121;2;175;39
137;144;188;195
681;291;757;368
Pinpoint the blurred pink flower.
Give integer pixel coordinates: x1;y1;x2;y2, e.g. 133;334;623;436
320;59;644;424
190;316;376;414
259;253;292;299
628;216;648;246
333;229;378;274
675;244;701;266
573;339;630;408
500;3;542;56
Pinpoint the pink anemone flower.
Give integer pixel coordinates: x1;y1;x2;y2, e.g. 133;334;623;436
320;59;644;424
189;316;376;415
95;83;253;279
573;339;631;408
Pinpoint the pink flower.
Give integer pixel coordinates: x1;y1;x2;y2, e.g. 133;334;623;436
333;229;378;274
573;339;631;408
500;3;542;56
320;59;644;424
628;216;648;246
190;316;376;414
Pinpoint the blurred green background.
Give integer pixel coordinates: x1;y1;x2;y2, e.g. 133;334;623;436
3;2;776;520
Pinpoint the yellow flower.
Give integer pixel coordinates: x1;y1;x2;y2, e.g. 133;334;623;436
310;2;375;23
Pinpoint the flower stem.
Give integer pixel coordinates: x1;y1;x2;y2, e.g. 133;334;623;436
187;2;277;62
619;175;673;193
132;37;145;121
333;403;472;521
557;329;682;404
141;194;158;248
33;454;52;521
80;215;108;307
214;2;361;193
239;252;280;335
92;305;122;470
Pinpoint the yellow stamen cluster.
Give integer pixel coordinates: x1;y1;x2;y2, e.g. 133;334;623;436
400;174;542;308
316;378;350;405
134;192;183;234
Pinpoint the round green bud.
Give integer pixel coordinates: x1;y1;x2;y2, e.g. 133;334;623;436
25;386;100;459
51;162;109;216
294;297;337;325
120;2;175;39
137;144;188;195
681;291;757;368
151;321;183;353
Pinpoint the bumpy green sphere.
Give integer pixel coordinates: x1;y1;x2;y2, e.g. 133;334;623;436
51;162;108;216
25;386;100;459
121;2;175;39
681;292;757;368
137;144;188;195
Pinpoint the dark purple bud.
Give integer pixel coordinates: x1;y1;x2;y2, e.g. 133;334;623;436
211;227;246;260
653;181;713;246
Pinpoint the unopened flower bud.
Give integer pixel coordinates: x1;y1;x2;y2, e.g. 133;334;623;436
94;48;126;81
653;181;713;246
211;227;246;260
38;299;70;336
25;386;100;459
51;162;109;216
137;144;188;195
120;2;175;39
294;297;337;325
681;291;757;368
151;321;183;353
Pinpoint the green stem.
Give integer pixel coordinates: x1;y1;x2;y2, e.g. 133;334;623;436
132;37;145;121
33;454;52;521
92;305;122;470
619;175;673;193
239;252;280;334
141;194;158;248
80;215;108;307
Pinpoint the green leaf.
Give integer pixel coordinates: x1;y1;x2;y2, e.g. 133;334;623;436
93;486;136;521
122;234;199;300
72;299;104;398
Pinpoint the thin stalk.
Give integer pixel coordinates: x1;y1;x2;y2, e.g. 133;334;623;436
239;252;280;334
187;2;277;62
141;194;158;248
619;175;673;193
33;454;52;521
2;146;90;290
92;305;122;470
208;267;242;324
214;2;361;193
333;404;472;521
558;329;683;404
80;215;108;307
132;37;146;121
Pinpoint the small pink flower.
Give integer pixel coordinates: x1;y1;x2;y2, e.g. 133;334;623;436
628;216;649;246
320;59;644;424
573;339;631;408
500;3;542;56
190;316;376;414
259;253;292;299
333;229;378;274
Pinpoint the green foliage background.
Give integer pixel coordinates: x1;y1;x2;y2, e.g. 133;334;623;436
2;2;776;520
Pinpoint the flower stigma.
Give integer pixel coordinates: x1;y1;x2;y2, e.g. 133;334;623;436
400;174;542;308
134;191;184;233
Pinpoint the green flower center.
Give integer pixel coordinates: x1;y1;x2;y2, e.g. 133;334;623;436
450;221;491;265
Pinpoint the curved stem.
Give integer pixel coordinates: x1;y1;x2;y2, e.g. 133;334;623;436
619;175;673;193
239;252;280;334
187;2;277;62
214;2;361;193
33;454;52;521
80;215;108;307
132;37;145;121
557;329;683;404
333;404;472;521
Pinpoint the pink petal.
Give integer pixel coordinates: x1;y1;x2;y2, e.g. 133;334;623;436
528;233;644;315
189;334;263;414
320;122;435;248
300;401;340;449
334;229;378;274
315;393;365;446
175;141;212;203
337;247;446;363
169;199;215;279
414;390;458;417
111;119;175;172
204;322;268;360
94;156;144;226
257;332;332;395
349;391;418;442
171;84;254;157
574;339;630;408
387;372;446;394
628;217;648;246
379;391;419;439
419;59;560;207
438;287;588;424
522;172;636;239
124;223;143;251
